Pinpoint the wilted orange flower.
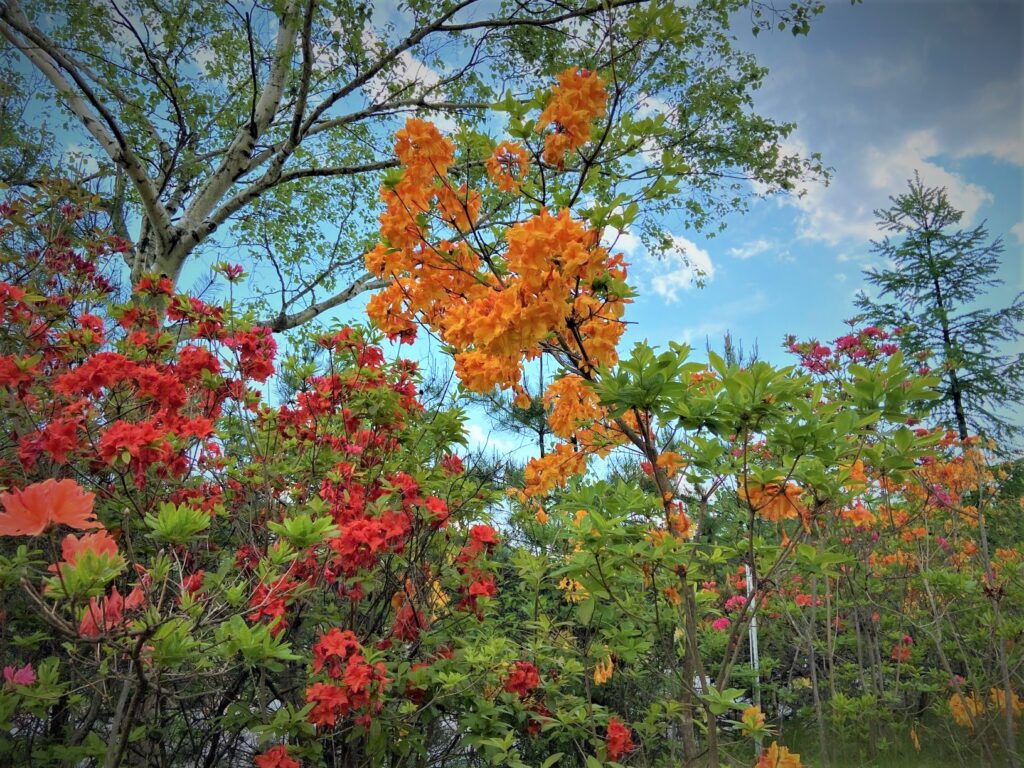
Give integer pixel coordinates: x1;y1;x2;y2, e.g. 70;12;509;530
593;655;614;685
756;742;803;768
0;479;100;536
558;577;587;603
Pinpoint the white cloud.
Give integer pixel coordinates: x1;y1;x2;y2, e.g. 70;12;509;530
948;79;1024;167
865;130;992;220
676;290;771;346
1011;222;1024;244
648;235;715;302
677;320;729;346
464;423;518;454
728;238;774;260
603;225;641;256
788;129;993;246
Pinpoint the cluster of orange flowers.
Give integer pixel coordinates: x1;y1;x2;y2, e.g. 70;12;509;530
535;68;608;168
485;141;530;192
755;742;803;768
740;482;810;527
366;69;631;499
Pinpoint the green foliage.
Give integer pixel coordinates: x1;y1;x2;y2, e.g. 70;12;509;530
143;502;212;545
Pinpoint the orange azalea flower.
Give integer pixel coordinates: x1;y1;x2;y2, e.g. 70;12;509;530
656;450;687;477
486;141;530;192
756;742;803;768
740;482;807;525
668;502;695;540
59;529;120;565
949;691;985;729
990;687;1023;718
523;443;588;497
536;68;607;168
544;374;603;438
0;479;99;536
844;458;868;492
558;577;587;603
842;501;875;528
593;655;614;685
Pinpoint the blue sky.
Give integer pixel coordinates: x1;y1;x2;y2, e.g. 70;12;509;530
625;0;1022;361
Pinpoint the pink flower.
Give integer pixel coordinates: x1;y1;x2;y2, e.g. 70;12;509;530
724;595;747;613
711;617;731;632
3;663;36;686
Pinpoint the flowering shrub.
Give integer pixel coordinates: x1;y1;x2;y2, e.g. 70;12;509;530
0;188;511;766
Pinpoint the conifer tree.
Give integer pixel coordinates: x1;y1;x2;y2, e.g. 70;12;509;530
855;173;1024;444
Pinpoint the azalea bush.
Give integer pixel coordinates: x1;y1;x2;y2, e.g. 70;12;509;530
0;187;516;766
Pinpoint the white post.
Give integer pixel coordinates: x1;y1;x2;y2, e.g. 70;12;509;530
745;563;762;756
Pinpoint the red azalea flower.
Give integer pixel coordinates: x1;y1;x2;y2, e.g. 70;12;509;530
503;661;540;698
254;745;299;768
607;716;636;761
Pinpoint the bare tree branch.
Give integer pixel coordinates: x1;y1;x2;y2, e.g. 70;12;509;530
265;272;385;331
0;0;173;247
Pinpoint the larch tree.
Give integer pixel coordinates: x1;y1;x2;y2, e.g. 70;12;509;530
854;173;1024;444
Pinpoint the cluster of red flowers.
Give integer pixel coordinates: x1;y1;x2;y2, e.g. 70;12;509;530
503;660;541;698
455;524;500;616
306;629;390;728
606;716;635;761
254;744;299;768
2;264;274;488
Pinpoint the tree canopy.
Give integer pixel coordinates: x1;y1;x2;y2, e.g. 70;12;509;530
1;0;824;329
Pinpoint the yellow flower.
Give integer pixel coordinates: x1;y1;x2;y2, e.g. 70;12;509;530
558;577;587;603
593;655;614;686
741;705;766;736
